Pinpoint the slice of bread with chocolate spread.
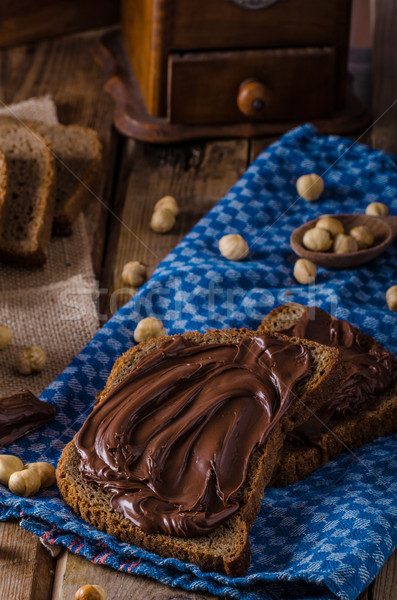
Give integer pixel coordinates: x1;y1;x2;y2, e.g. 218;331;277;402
57;328;342;576
258;303;397;487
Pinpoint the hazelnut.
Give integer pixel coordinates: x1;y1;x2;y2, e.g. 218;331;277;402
154;195;179;216
365;202;389;217
134;317;166;343
293;259;317;285
0;324;12;350
75;584;106;600
121;261;147;287
16;346;47;375
302;228;333;252
333;233;359;254
386;285;397;312
8;468;41;497
316;217;344;237
296;174;324;202
25;462;56;488
219;234;249;261
150;207;175;233
0;455;24;486
349;225;374;249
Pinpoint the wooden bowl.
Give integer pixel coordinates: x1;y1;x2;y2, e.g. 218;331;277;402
290;214;397;269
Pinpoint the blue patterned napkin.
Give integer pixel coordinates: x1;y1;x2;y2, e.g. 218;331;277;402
1;124;397;600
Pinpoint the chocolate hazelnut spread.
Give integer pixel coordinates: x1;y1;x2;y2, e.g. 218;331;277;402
75;334;311;537
281;306;397;446
0;390;55;447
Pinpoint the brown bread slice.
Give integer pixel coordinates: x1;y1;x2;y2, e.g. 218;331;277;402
0;117;103;236
0;124;55;267
258;303;397;487
30;122;102;236
57;328;342;576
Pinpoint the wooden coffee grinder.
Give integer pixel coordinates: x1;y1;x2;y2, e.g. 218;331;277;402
97;0;369;142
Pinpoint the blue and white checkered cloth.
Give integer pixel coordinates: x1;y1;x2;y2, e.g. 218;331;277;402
1;124;396;600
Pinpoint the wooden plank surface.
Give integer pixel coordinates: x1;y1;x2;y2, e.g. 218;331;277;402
0;521;55;600
100;138;249;316
372;551;397;600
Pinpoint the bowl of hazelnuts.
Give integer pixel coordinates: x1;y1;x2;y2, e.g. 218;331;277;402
291;211;397;269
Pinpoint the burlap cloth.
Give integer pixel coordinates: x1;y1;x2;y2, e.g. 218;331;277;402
0;96;99;396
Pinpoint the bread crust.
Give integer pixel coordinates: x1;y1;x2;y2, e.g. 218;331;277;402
57;328;343;575
259;303;397;487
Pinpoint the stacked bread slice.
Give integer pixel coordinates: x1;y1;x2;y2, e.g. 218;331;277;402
57;328;343;576
0;124;55;267
0;119;102;267
258;303;397;487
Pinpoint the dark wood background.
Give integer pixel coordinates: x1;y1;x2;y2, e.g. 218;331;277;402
0;0;119;47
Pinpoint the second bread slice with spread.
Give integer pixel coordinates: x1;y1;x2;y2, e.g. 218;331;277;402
57;328;342;576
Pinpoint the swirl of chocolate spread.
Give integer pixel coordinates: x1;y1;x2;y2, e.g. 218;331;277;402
75;334;311;537
282;306;397;446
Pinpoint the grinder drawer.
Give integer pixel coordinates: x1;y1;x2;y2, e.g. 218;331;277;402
168;47;336;125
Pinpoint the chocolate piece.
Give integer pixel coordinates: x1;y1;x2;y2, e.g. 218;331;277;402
75;334;311;537
281;307;397;446
0;390;56;447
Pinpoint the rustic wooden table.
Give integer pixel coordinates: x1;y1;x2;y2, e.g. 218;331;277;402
0;4;396;598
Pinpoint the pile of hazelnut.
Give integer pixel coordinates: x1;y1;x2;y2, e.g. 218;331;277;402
150;195;179;233
293;173;396;293
0;454;56;497
296;173;389;255
302;215;376;255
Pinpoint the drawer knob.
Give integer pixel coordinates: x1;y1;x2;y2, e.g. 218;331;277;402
237;79;269;116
